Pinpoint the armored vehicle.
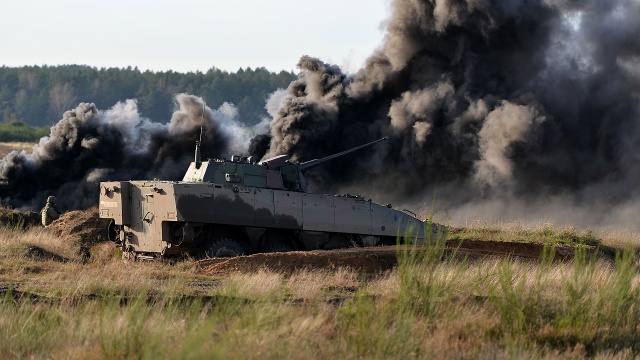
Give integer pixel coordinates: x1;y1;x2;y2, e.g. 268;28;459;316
99;137;445;259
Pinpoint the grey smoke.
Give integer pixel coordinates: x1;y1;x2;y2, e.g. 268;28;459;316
255;0;640;230
474;101;547;187
0;94;264;210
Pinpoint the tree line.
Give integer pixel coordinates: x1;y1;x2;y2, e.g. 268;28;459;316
0;65;296;127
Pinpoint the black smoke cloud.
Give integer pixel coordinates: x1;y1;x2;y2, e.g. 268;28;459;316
0;94;251;210
258;0;640;229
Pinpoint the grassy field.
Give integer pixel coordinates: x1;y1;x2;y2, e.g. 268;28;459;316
0;224;639;359
0;141;35;158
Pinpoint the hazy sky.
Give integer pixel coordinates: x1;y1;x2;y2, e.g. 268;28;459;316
1;0;390;73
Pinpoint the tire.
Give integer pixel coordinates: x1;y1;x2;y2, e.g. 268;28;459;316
202;238;246;258
265;242;293;253
107;221;119;243
379;237;397;246
262;231;294;253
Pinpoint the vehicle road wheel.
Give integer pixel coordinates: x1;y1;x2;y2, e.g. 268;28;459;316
262;231;294;253
265;242;293;253
107;221;119;243
203;238;246;258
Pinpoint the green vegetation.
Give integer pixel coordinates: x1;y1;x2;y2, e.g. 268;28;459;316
450;222;601;246
0;121;48;142
0;224;638;358
0;65;296;126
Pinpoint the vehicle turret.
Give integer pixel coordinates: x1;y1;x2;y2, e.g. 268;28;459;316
183;137;389;192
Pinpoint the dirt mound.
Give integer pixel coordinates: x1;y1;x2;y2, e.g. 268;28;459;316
198;247;399;276
42;207;111;262
0;205;109;240
198;240;609;276
24;245;70;262
448;239;576;261
46;206;110;243
0;206;41;229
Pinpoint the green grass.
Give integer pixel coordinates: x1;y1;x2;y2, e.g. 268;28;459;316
0;224;638;358
0;120;49;143
449;222;602;246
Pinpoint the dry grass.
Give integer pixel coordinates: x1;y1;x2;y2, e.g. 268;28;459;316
219;270;285;297
287;267;360;299
1;222;639;358
0;141;34;157
0;226;203;297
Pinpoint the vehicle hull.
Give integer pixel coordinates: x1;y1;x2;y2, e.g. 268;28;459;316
99;180;445;258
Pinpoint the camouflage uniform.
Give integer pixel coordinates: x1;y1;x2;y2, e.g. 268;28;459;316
41;196;60;227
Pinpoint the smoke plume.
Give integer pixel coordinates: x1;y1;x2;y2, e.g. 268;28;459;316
4;0;640;231
0;94;264;210
257;0;640;230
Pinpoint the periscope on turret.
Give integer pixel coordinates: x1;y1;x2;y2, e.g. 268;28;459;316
99;137;446;260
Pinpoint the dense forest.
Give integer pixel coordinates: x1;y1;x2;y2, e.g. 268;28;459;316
0;65;296;127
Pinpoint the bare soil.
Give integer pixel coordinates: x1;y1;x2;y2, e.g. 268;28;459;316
198;247;399;276
197;239;606;276
45;206;111;243
24;245;70;262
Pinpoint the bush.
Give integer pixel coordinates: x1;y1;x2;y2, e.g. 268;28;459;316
0;121;49;142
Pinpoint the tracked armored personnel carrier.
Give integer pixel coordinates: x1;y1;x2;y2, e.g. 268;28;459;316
99;137;445;259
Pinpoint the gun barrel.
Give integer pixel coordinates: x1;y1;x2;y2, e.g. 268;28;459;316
299;136;389;171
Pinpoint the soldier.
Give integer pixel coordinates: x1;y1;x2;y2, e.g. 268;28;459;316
41;196;60;227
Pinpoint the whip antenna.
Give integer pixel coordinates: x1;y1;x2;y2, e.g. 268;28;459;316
194;100;205;169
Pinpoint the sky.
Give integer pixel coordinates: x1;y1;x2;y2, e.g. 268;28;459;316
0;0;391;74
